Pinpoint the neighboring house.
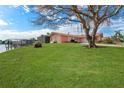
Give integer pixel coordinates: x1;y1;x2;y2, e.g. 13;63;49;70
0;40;2;44
20;39;35;45
37;35;50;43
4;39;35;50
50;32;103;43
11;39;35;46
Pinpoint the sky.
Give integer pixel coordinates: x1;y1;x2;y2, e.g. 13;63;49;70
0;5;124;40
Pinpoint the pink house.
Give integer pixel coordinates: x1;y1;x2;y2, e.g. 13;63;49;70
50;32;103;43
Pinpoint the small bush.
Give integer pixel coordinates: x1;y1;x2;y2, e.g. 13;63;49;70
102;37;114;44
34;41;42;48
53;40;57;43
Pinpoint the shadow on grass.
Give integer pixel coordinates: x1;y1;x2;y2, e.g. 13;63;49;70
83;45;108;48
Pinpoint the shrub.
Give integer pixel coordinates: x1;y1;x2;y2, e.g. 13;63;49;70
34;41;42;48
53;40;57;43
102;37;114;44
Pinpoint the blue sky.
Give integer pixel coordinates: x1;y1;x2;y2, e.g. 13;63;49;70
0;5;124;40
0;5;40;31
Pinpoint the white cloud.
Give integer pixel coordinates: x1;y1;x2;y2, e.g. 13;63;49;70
0;29;53;40
96;17;124;36
59;23;84;35
12;5;20;8
111;18;124;28
23;5;30;13
11;5;30;13
110;18;124;33
0;23;84;40
0;19;8;26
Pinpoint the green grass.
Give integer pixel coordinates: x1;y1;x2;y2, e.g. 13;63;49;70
0;43;124;88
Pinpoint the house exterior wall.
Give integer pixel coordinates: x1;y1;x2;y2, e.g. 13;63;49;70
50;34;61;43
50;32;103;43
0;40;2;44
37;35;50;43
58;35;87;43
61;36;69;43
50;34;85;43
37;35;45;43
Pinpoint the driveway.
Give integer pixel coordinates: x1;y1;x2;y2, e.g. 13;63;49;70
81;43;124;47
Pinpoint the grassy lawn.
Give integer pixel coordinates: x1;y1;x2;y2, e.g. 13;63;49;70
0;43;124;88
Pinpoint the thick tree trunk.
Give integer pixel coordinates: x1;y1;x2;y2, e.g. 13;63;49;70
92;35;97;48
85;33;97;48
92;25;99;48
85;34;96;48
89;25;98;48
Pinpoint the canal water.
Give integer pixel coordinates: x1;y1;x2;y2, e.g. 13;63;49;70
0;44;6;53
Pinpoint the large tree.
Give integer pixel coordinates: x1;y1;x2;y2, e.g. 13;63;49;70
33;5;123;48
